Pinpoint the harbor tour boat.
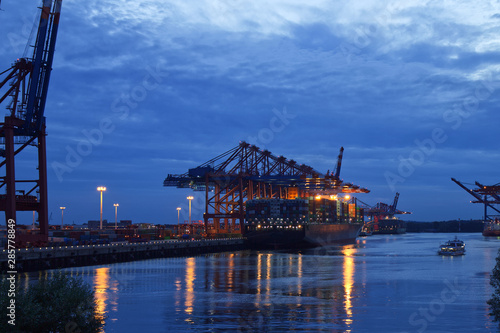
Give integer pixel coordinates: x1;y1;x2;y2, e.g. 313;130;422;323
438;236;466;256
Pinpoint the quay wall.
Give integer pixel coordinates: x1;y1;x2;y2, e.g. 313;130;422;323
2;239;246;272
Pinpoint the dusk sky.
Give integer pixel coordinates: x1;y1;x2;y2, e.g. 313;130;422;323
1;1;499;225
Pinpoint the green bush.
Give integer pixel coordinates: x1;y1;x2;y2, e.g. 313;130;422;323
488;249;500;329
0;273;105;333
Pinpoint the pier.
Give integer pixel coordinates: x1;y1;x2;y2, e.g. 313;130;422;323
2;238;245;272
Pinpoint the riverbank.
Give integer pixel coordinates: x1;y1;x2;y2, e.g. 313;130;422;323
406;219;483;233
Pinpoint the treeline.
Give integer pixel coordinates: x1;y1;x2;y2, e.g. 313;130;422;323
405;220;484;233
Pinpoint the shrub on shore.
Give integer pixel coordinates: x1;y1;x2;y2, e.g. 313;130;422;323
0;273;105;332
488;249;500;329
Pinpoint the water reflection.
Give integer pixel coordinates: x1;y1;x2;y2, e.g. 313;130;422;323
93;267;110;323
168;248;359;332
342;247;356;329
184;257;196;316
20;233;496;332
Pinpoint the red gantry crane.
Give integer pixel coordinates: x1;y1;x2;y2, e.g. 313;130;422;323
451;178;500;223
362;192;411;233
164;142;369;237
0;1;63;245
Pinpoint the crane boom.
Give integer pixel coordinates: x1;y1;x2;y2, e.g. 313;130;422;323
333;146;344;181
451;178;500;216
389;192;400;214
24;0;62;133
0;0;63;244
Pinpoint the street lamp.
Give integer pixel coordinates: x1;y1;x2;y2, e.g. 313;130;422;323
176;207;181;236
187;196;194;234
97;186;106;229
60;207;65;229
114;203;119;229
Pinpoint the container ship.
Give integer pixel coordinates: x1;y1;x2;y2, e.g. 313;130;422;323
243;197;364;249
372;218;407;235
483;219;500;236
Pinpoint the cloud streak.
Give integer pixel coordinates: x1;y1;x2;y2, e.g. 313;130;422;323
0;0;499;223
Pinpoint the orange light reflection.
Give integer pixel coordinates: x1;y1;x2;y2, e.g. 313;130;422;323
94;267;110;326
297;254;302;305
255;253;263;306
184;257;196;316
342;248;356;329
265;253;272;303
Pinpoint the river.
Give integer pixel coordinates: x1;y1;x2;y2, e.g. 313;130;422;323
27;232;499;332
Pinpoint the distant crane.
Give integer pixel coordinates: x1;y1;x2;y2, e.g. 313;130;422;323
451;178;500;222
365;192;411;222
333;146;344;182
325;147;343;182
0;1;63;245
389;192;399;215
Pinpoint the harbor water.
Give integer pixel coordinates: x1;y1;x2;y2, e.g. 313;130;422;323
27;233;499;332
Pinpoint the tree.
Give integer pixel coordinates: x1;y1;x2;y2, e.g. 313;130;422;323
1;273;105;333
488;249;500;328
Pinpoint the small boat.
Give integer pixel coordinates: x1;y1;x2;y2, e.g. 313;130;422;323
438;236;466;256
359;225;372;236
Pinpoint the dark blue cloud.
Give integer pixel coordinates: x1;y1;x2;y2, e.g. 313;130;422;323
1;0;499;224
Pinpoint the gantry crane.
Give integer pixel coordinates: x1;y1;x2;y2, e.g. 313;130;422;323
365;192;411;221
325;146;343;184
451;178;500;222
0;0;63;244
358;192;410;234
164;142;369;236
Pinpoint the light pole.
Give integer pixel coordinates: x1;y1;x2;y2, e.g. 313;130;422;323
60;207;65;229
187;196;194;234
97;186;106;229
176;207;181;236
114;203;119;229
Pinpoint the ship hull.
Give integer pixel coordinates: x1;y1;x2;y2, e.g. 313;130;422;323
483;229;500;237
483;221;500;236
244;223;362;249
373;228;406;235
373;219;407;235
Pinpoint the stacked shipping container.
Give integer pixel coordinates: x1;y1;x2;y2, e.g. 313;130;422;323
246;198;308;222
245;197;364;224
